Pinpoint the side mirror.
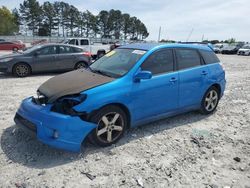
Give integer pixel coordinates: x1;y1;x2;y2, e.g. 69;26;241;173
34;51;39;56
134;71;152;82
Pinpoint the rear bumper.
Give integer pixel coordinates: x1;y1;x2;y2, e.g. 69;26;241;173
14;97;96;152
220;79;226;98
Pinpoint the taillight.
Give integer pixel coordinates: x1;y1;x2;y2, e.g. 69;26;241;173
83;51;92;57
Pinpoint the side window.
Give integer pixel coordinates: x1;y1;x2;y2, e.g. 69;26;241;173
75;40;79;45
199;50;220;64
81;39;89;45
59;46;74;54
37;46;57;55
68;39;75;45
176;49;201;70
141;49;174;75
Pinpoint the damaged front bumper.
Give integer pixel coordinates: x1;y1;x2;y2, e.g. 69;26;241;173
14;97;96;152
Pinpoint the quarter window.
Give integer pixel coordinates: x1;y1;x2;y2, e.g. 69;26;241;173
73;47;84;53
141;49;174;75
199;50;220;64
176;49;201;70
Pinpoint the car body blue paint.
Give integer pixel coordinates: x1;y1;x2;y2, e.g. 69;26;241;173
15;43;226;152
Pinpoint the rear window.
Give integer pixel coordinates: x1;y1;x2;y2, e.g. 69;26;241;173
176;49;201;70
200;50;220;64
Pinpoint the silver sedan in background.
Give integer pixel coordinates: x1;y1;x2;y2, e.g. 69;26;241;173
0;44;91;77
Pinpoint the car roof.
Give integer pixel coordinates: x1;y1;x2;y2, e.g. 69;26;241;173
38;43;83;49
119;43;213;51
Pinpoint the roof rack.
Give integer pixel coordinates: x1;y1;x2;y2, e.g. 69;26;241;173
179;42;214;50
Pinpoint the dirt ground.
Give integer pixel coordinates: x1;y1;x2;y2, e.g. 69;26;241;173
0;54;249;188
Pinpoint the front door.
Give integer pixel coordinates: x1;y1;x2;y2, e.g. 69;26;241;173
131;49;179;124
33;46;58;72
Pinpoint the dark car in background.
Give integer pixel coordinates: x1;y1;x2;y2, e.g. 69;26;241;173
221;43;244;54
0;44;91;77
0;41;26;51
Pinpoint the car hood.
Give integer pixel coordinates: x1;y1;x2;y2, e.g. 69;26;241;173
239;48;250;52
0;52;23;59
38;69;114;103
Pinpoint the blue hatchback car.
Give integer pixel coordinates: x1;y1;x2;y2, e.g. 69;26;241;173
14;43;226;152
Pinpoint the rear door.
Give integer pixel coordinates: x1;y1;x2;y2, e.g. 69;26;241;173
176;48;209;109
32;46;58;72
131;49;179;123
56;46;78;70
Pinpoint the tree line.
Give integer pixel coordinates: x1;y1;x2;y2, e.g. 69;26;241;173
0;0;149;40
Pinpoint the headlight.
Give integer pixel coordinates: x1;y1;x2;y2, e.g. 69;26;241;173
0;58;13;63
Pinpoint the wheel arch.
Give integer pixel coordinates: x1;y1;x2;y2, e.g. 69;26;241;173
210;83;221;98
91;103;131;129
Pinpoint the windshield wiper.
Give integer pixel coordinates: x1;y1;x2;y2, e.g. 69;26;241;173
89;68;112;78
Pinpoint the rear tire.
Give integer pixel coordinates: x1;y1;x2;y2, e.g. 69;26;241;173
88;105;127;147
200;86;220;115
75;62;87;69
13;63;31;77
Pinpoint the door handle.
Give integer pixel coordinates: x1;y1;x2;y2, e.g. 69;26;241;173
169;77;178;83
201;71;208;75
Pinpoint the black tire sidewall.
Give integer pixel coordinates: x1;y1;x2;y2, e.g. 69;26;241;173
88;105;127;147
13;63;31;77
75;62;87;69
200;86;219;115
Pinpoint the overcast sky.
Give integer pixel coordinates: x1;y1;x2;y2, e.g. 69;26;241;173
1;0;249;42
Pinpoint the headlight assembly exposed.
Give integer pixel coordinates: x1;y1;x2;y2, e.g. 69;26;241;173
0;58;13;63
51;94;87;116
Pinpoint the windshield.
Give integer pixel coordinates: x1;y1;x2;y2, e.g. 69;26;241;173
90;48;146;78
242;45;250;49
23;45;43;54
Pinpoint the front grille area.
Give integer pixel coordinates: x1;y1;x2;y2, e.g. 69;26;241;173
15;113;37;133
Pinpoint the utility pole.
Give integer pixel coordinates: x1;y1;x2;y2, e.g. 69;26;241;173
201;34;204;42
158;26;161;42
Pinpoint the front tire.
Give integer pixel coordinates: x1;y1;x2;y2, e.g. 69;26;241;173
13;63;31;77
88;105;127;147
200;86;220;114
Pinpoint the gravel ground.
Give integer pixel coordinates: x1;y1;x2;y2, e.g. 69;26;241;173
0;54;249;188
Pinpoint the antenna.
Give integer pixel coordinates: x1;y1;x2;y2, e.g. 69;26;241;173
186;28;194;42
158;26;161;42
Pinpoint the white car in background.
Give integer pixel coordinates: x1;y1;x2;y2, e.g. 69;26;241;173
66;38;111;59
237;45;250;56
213;43;228;54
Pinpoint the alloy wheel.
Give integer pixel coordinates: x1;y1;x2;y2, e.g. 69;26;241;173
96;112;124;143
16;64;29;77
204;90;218;112
76;63;86;69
